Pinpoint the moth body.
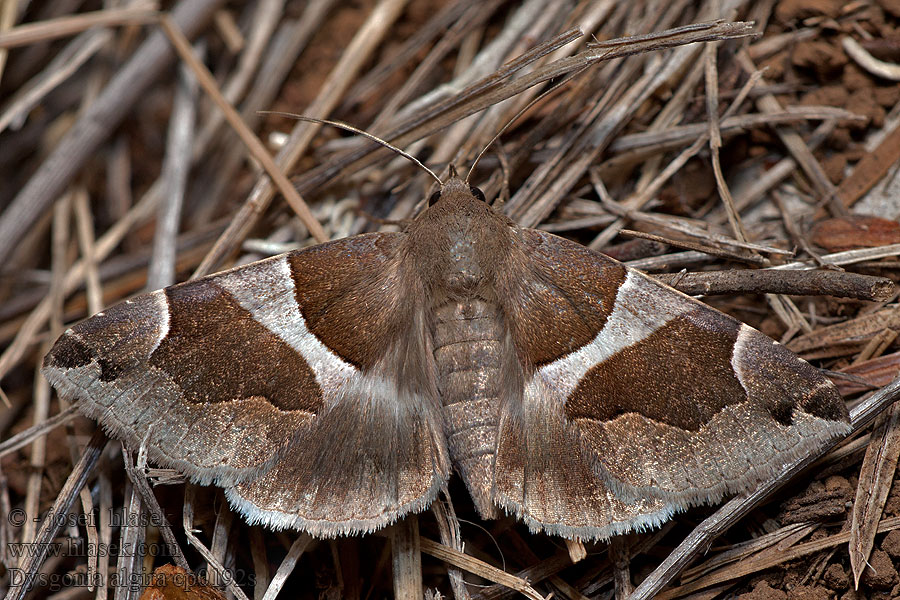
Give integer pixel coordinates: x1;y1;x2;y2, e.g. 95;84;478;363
408;178;517;519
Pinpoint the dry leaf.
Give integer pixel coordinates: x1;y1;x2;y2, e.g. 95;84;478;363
809;215;900;252
138;565;227;600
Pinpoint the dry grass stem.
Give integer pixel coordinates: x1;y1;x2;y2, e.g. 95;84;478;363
0;4;159;49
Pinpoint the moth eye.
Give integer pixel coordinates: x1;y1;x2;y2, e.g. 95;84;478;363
469;186;486;203
428;190;441;206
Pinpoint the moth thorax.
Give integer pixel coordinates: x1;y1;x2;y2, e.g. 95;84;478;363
442;232;489;293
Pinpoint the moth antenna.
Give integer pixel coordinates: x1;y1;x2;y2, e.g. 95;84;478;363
465;119;517;185
464;67;589;184
262;112;443;186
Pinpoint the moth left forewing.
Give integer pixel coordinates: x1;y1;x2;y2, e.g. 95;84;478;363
44;233;451;537
42;255;322;486
492;229;850;538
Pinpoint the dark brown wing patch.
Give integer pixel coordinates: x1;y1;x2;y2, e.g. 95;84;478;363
289;234;411;370
566;308;746;431
152;280;322;412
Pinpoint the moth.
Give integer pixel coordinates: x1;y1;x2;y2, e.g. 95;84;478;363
43;172;850;540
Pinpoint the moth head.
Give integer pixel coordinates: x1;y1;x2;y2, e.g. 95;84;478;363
427;182;487;206
425;176;489;209
410;176;514;257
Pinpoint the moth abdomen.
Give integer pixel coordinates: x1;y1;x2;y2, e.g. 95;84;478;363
433;297;504;518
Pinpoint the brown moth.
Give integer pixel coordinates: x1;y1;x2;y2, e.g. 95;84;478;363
43;174;850;540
